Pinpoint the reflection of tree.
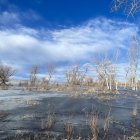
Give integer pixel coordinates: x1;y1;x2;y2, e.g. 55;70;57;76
131;95;138;136
131;107;138;136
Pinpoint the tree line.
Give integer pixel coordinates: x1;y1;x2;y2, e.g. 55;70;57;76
0;37;140;91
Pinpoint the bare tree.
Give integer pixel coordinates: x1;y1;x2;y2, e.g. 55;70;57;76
111;0;140;89
46;64;55;84
30;65;39;87
84;76;94;86
0;64;16;87
19;80;29;88
124;67;130;88
93;54;111;90
65;65;88;86
41;64;55;88
127;40;140;90
65;65;80;86
93;50;119;91
111;0;140;17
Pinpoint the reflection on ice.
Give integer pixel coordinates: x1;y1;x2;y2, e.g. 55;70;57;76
0;90;66;110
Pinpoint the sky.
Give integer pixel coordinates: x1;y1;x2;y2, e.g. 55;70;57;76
0;0;140;81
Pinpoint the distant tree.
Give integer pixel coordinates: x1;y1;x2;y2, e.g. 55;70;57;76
41;64;55;89
46;64;55;84
0;64;16;87
19;80;29;88
127;39;140;90
84;76;94;86
30;65;39;87
124;67;130;88
65;65;88;86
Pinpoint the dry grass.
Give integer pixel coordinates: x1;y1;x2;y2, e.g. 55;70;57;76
104;108;111;132
89;114;98;140
64;122;74;140
41;104;55;130
41;113;55;129
46;113;55;129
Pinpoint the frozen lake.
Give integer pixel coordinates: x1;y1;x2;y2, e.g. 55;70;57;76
0;89;140;139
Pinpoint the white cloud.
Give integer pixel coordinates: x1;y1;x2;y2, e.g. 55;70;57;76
0;11;20;25
0;17;138;79
0;10;43;28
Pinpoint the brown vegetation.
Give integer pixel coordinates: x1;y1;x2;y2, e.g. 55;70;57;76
64;122;74;140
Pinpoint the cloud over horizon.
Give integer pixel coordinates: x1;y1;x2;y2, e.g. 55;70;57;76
0;15;138;66
0;10;139;80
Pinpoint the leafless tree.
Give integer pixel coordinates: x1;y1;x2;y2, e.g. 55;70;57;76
46;64;55;84
65;65;88;86
111;0;140;89
0;64;16;87
127;39;140;90
41;64;55;88
84;76;94;86
30;65;39;87
124;67;130;88
93;54;111;90
19;80;29;88
93;50;119;91
111;0;140;17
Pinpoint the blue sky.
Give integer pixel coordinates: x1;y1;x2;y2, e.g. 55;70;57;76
0;0;119;27
0;0;139;80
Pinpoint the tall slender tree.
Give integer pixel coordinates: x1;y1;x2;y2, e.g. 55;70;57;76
127;40;140;90
30;65;39;87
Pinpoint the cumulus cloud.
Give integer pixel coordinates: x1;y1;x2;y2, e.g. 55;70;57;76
0;15;139;80
0;17;138;69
